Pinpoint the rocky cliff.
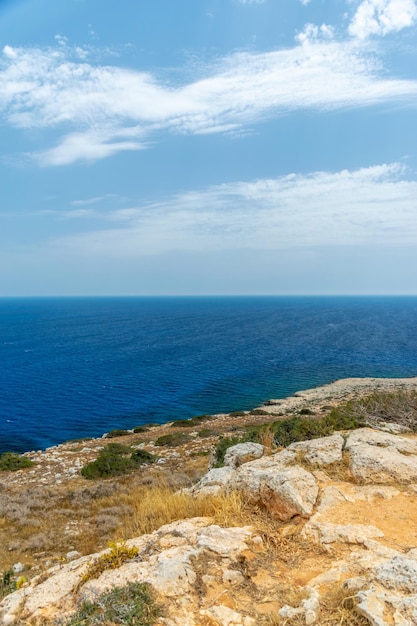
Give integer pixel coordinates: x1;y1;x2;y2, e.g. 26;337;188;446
1;378;417;625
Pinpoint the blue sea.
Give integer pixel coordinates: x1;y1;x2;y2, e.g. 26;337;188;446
1;296;417;454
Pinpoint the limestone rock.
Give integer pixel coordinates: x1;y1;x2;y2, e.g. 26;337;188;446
346;429;417;454
196;525;253;557
279;587;320;625
288;434;344;466
345;428;417;484
356;588;389;626
200;605;256;625
190;466;235;496
303;521;384;545
375;556;417;593
223;442;265;469
231;457;318;521
0;519;255;625
222;569;244;585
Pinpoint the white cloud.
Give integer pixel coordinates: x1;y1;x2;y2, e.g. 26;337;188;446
1;40;417;164
48;163;417;257
238;0;266;4
3;45;17;58
71;194;122;206
300;0;312;5
39;129;146;166
295;22;335;44
349;0;417;39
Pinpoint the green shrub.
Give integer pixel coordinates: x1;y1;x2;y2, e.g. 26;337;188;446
198;428;217;438
266;411;365;448
213;436;246;467
80;540;139;586
0;452;34;472
299;408;314;415
133;426;148;434
81;443;155;479
170;419;195;428
105;429;130;438
171;415;212;428
1;570;15;599
154;433;193;447
328;389;417;431
213;409;366;466
229;411;246;417
211;389;417;468
131;449;156;463
66;580;162;625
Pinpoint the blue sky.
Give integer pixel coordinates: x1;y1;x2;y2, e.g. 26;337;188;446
1;0;417;295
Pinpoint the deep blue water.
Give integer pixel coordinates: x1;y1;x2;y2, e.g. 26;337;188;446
0;296;416;454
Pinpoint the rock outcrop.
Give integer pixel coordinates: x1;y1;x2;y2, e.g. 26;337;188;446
2;427;417;625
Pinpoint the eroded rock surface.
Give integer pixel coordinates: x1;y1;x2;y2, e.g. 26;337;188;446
3;426;417;626
346;428;417;484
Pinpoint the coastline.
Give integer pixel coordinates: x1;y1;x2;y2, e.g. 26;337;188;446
4;375;416;489
2;374;417;598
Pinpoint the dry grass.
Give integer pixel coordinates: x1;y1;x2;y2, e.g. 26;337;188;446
0;455;211;575
294;449;354;483
319;587;371;625
117;485;249;539
257;426;277;454
266;585;371;626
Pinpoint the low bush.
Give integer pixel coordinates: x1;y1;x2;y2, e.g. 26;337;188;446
131;449;156;463
265;411;365;448
229;411;246;417
154;433;193;447
133;426;148;434
0;452;34;472
67;580;162;626
171;414;213;428
105;429;130;438
80;540;139;586
197;428;217;438
328;389;417;431
249;409;269;416
299;408;314;415
1;570;15;599
81;443;156;479
213;408;367;466
212;435;247;467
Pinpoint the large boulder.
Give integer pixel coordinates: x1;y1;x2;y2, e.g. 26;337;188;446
230;454;318;521
287;434;344;465
345;428;417;484
223;442;265;469
190;466;235;496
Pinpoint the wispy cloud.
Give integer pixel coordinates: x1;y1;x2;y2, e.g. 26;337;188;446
349;0;417;39
48;163;417;256
1;37;417;165
71;194;122;206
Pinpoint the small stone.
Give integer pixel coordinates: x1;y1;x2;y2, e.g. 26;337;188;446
222;569;244;585
11;563;24;574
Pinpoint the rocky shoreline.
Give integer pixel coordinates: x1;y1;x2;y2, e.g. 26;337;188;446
1;376;415;490
1;376;417;625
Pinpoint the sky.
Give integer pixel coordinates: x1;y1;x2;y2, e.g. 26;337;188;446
1;0;417;296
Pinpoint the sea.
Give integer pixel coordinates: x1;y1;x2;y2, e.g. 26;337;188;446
1;296;417;455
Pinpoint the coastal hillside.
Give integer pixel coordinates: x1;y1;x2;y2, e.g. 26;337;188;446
1;378;417;625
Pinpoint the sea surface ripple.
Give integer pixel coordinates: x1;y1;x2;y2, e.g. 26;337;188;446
1;296;416;453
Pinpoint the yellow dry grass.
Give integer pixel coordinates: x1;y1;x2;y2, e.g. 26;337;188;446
117;485;248;539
